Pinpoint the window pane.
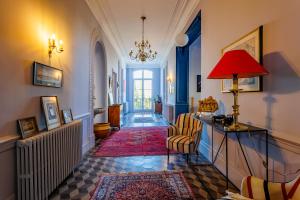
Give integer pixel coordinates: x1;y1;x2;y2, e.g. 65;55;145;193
144;90;152;98
143;70;153;79
144;80;152;90
134;80;142;90
133;70;143;79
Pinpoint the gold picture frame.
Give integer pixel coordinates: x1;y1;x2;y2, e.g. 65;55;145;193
221;26;263;92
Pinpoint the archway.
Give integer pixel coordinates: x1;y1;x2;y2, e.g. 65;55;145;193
93;41;107;123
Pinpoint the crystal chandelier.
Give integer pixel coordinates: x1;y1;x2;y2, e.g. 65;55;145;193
129;16;157;62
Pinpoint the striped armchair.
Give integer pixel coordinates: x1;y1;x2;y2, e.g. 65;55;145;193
241;175;300;200
166;113;203;163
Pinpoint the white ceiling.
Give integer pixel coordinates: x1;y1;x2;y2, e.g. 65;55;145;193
86;0;200;66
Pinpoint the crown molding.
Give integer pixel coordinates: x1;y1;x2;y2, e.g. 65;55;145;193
85;0;126;61
159;0;201;66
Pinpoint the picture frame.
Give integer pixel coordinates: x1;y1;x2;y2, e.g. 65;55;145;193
33;61;63;88
221;26;263;92
41;96;61;130
62;109;73;124
197;75;201;92
17;116;39;139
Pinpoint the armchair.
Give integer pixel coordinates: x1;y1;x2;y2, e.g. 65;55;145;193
166;113;203;163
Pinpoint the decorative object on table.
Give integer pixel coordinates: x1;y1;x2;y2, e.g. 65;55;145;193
213;114;233;126
41;96;61;130
94;126;175;157
108;104;122;129
208;50;269;131
222;26;263;92
197;75;201;92
17;116;39;139
48;33;64;58
94;123;111;139
129;16;157;62
90;171;195;200
61;109;73;124
241;175;300;200
33;62;63;88
108;92;114;105
198;96;219;114
154;94;162;114
108;75;112;90
167;113;203;163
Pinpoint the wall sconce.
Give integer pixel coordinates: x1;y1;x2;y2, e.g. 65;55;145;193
167;75;174;94
48;34;64;58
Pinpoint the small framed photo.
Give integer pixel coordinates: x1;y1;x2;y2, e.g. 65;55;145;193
62;109;73;124
41;96;61;130
33;62;63;88
17;117;39;139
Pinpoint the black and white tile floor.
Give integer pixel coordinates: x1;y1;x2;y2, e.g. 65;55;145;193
49;150;238;200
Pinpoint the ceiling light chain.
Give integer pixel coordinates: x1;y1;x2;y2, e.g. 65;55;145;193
129;16;157;62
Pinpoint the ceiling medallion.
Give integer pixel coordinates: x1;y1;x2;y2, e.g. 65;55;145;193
129;16;157;62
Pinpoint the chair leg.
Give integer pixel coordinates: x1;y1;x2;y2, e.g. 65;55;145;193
186;154;189;164
167;149;170;163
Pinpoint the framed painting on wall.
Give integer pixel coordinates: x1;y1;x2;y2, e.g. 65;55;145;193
62;109;73;124
221;26;263;93
17;116;39;139
33;62;63;88
41;96;61;130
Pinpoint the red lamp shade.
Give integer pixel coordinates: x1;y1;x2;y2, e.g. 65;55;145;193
207;50;269;79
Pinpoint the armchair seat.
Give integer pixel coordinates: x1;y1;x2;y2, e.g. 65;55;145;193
167;135;195;154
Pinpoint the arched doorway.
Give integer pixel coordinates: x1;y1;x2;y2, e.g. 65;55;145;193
93;42;107;123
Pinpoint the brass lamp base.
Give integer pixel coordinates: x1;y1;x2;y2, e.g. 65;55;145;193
224;123;249;131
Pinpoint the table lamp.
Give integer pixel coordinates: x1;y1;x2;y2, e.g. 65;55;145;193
207;50;269;131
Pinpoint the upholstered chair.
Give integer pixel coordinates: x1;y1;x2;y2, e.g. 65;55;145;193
241;175;300;200
166;113;203;163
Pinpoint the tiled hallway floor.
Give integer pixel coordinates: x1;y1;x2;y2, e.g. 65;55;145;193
122;112;169;127
50;113;239;199
50;151;238;200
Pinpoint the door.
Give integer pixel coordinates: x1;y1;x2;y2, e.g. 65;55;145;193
133;70;153;112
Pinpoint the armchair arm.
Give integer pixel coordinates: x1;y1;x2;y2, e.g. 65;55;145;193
168;124;179;137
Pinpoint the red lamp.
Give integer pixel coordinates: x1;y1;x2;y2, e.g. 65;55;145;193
208;50;269;130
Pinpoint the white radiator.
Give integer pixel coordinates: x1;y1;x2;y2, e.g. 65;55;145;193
16;120;82;200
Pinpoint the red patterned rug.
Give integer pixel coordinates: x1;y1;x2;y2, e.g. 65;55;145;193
90;171;195;200
94;127;174;157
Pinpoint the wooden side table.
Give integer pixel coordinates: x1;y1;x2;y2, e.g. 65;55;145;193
154;102;162;114
108;104;122;129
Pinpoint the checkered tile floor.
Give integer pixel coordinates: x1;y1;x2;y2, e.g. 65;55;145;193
49;143;238;200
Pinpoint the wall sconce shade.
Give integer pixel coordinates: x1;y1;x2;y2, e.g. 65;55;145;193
48;34;64;58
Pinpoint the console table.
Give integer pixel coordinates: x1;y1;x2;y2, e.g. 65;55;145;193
197;116;269;189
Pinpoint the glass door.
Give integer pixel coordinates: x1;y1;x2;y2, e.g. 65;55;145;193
133;70;153;112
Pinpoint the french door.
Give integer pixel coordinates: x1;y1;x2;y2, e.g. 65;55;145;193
133;70;153;111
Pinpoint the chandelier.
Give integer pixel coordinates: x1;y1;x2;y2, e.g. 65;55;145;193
129;16;157;62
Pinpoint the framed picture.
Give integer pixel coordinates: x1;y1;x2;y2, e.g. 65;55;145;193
41;96;61;130
62;109;73;124
221;26;263;92
17;117;39;139
33;62;63;88
197;75;201;92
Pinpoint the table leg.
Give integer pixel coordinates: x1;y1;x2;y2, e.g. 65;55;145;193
211;124;214;163
266;130;268;181
226;132;228;189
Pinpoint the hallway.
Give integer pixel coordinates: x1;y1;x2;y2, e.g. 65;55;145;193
122;113;169;127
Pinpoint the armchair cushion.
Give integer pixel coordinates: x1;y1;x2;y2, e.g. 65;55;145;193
241;176;300;200
168;124;178;137
167;135;195;154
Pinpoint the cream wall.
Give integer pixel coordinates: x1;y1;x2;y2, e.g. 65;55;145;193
0;0;121;199
199;0;300;188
